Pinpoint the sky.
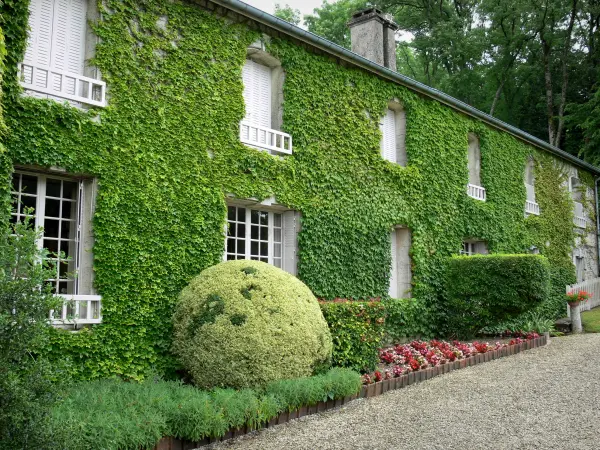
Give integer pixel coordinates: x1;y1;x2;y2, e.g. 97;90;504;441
242;0;325;22
241;0;415;42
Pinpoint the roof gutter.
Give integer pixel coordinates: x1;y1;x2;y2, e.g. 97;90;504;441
210;0;600;175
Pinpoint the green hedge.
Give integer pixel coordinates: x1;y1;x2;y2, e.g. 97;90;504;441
445;254;551;336
49;368;361;450
382;297;429;344
319;300;386;373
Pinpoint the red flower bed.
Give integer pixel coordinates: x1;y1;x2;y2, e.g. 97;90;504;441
363;333;539;385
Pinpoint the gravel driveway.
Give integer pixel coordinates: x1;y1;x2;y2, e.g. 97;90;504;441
211;334;600;450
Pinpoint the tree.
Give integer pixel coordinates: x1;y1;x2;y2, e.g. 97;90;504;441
0;217;66;449
274;3;302;26
305;0;600;160
305;0;370;48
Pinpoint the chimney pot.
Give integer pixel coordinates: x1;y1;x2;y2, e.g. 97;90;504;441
347;7;398;71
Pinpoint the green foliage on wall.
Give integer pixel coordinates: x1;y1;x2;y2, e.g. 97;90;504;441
0;0;586;379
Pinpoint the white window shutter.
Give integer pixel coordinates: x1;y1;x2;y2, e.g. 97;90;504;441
282;211;299;275
380;109;396;163
51;0;87;94
24;0;55;88
388;229;398;298
525;183;535;202
242;59;272;129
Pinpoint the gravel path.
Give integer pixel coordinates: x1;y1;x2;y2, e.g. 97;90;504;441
211;335;600;450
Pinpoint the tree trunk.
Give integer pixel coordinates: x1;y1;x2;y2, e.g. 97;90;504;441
489;79;505;116
554;0;578;147
541;38;556;145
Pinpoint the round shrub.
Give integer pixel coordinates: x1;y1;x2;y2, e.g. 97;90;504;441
172;260;333;389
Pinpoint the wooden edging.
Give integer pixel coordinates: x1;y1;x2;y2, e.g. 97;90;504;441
154;335;547;449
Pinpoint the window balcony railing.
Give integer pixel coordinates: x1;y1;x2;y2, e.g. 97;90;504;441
240;121;292;155
50;295;102;325
525;200;540;215
467;184;486;201
574;216;587;229
18;62;106;107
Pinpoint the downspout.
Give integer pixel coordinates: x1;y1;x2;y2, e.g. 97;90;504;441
595;177;600;276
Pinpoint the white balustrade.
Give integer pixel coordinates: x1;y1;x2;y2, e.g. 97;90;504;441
18;62;106;107
50;295;102;325
467;184;486;201
240;121;292;155
574;216;587;229
525;200;540;215
566;278;600;315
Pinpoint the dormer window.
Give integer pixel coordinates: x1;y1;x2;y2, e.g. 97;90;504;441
524;159;540;215
239;47;292;155
569;175;587;228
466;133;485;201
19;0;106;107
380;102;406;166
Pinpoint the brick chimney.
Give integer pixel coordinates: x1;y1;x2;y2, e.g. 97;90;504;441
347;8;398;71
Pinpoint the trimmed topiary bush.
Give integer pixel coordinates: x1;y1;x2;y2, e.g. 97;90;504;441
172;260;332;389
445;254;551;336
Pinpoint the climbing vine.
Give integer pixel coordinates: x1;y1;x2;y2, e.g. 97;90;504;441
0;0;586;379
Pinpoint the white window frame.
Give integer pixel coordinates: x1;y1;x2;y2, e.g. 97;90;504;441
240;52;292;155
224;205;283;268
11;170;101;325
19;0;106;107
460;240;488;256
467;133;486;201
224;202;300;275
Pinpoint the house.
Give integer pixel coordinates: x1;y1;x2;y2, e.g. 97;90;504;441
2;0;598;378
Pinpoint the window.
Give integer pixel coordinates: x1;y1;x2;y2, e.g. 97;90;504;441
466;133;486;201
380;103;406;166
11;171;100;325
389;227;411;298
461;240;488;256
225;205;300;275
569;175;586;228
524;158;540;215
20;0;106;107
240;57;292;154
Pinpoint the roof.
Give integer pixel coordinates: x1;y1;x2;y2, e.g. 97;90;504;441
211;0;600;176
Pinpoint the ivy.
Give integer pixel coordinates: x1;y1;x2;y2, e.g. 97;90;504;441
0;0;585;379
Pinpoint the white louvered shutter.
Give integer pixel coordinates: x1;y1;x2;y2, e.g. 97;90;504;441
282;211;300;276
51;0;87;95
242;59;272;144
388;230;398;298
380;109;397;163
24;0;55;89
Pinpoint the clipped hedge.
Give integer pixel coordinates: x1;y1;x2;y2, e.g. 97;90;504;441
382;297;429;344
319;300;386;373
445;254;551;335
49;369;361;449
172;261;332;389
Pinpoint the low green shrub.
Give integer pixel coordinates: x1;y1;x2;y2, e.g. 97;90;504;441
265;367;362;412
445;254;551;336
319;300;386;373
49;368;361;449
382;297;428;344
0;220;67;450
172;260;332;389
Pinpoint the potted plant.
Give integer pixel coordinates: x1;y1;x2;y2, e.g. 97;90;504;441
566;290;592;334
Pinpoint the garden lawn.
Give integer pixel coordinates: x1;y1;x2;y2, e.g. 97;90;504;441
581;307;600;332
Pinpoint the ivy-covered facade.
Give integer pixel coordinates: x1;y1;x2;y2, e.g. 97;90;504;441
1;0;598;380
